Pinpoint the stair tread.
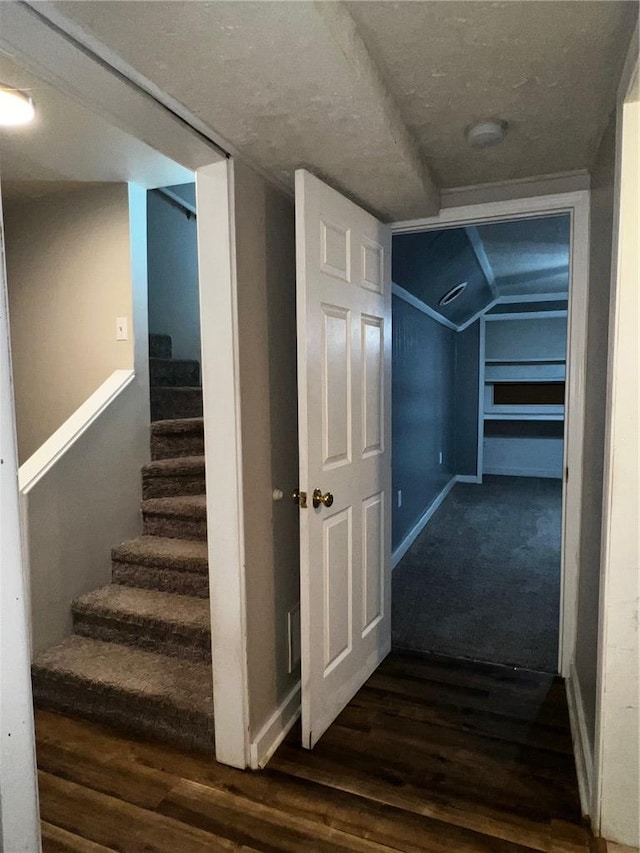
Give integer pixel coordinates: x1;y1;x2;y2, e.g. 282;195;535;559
142;455;205;475
112;535;208;569
151;386;203;393
150;417;204;435
32;636;213;717
142;494;207;518
149;357;200;367
73;585;210;633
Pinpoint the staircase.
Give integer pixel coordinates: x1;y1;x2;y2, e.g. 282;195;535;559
149;332;203;422
31;335;214;753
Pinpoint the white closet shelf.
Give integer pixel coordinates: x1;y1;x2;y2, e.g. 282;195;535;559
484;412;564;422
484;357;566;364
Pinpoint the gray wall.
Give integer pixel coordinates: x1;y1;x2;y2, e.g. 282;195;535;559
232;161;300;739
147;186;200;362
392;296;456;550
575;111;617;751
4;184;134;462
455;320;479;476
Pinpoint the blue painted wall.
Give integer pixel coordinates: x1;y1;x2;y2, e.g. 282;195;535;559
455;321;480;476
147;185;200;362
392;296;456;550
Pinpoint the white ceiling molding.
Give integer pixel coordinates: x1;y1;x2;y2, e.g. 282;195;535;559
465;225;498;298
441;172;591;210
391;284;457;331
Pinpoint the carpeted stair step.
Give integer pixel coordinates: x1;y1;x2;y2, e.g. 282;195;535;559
142;494;207;540
142;455;206;499
112;535;209;598
72;585;211;662
150;357;201;389
32;636;214;752
150;417;204;461
149;333;172;360
150;386;203;422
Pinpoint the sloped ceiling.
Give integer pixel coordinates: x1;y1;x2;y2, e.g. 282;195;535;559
0;55;194;191
392;214;569;327
27;0;637;221
475;216;570;297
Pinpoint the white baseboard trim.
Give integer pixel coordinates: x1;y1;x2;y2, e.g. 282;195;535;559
249;680;301;769
456;474;480;483
483;465;562;479
566;663;593;818
392;476;458;569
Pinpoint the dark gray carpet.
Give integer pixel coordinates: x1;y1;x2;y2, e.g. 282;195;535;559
392;476;561;672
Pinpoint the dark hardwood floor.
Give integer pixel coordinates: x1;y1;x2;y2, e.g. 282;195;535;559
36;649;595;852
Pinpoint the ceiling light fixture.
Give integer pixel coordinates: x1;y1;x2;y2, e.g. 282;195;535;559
439;282;468;306
0;84;35;127
465;119;507;148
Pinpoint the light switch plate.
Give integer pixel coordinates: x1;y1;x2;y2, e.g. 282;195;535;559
116;317;128;341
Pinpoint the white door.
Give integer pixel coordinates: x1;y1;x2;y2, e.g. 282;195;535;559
295;169;392;749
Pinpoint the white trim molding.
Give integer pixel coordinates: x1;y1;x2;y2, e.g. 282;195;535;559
497;292;568;304
392;476;458;569
566;663;594;817
392;190;590;679
18;369;134;494
392;283;457;330
196;160;250;769
249;681;301;769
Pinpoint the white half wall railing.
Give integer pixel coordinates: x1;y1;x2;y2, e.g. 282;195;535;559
19;368;151;656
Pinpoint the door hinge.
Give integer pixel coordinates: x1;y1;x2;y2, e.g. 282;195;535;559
565;466;569;482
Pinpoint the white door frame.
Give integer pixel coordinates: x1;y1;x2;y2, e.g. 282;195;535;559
591;34;639;841
391;190;590;678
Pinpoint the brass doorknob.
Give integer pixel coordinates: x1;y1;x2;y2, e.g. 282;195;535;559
313;488;334;508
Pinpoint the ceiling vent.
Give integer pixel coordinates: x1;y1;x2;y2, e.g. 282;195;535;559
439;282;468;306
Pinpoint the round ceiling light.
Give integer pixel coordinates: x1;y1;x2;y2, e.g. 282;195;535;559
0;84;35;127
439;281;468;306
465;119;507;148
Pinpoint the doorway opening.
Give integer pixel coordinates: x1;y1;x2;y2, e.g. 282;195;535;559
147;184;203;422
390;212;573;674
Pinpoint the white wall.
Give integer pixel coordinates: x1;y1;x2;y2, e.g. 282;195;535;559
574;111;617;755
0;174;40;853
232;161;300;746
147;185;201;362
4;183;134;463
594;68;639;849
20;184;150;656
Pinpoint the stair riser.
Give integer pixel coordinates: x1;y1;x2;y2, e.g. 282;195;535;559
142;474;206;500
150;359;201;388
72;615;211;663
149;334;172;360
151;434;205;461
143;514;207;541
32;673;214;753
150;390;203;422
113;564;209;598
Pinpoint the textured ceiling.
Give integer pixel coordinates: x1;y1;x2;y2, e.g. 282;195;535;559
24;1;639;219
347;1;635;188
392;214;569;326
